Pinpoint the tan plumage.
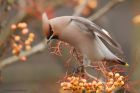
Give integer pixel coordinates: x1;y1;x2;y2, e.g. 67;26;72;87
42;13;128;67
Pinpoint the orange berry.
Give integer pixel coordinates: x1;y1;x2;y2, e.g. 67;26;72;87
133;14;140;24
14;35;20;41
28;37;34;42
107;81;113;86
88;83;92;87
61;82;67;87
82;7;90;16
25;45;31;50
96;89;102;93
67;77;72;81
12;43;17;48
117;77;123;82
86;90;92;93
81;79;87;83
18;44;23;50
21;22;27;28
67;83;72;88
22;28;29;34
113;81;119;86
17;23;23;28
97;82;102;86
106;87;112;92
119;81;124;86
62;86;67;90
109;79;114;82
111;85;116;90
71;76;75;79
20;56;27;61
98;85;104;90
25;40;31;45
92;81;97;85
119;76;124;79
29;33;35;38
78;0;84;4
88;0;97;9
115;73;120;79
11;24;17;30
12;49;17;54
75;77;79;81
12;48;20;55
61;82;64;87
84;83;88;87
79;82;84;87
17;22;27;28
108;72;113;77
80;86;85;90
73;81;78;85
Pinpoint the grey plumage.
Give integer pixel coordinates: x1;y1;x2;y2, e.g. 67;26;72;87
42;13;128;67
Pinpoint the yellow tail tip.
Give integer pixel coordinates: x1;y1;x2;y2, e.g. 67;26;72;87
125;63;129;67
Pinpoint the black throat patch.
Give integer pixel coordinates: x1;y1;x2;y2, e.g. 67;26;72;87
47;24;59;39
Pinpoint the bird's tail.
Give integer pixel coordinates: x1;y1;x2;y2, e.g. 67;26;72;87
94;36;129;67
116;59;129;67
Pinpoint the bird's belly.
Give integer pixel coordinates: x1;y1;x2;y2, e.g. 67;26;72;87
81;44;104;62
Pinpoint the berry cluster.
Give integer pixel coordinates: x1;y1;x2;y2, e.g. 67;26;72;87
61;76;104;93
10;22;35;61
60;72;125;93
105;72;125;93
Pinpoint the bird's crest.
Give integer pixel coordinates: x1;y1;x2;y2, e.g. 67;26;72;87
42;12;49;24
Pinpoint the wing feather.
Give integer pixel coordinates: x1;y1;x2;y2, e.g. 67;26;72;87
70;17;123;54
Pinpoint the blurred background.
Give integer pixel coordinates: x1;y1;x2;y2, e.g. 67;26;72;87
0;0;139;93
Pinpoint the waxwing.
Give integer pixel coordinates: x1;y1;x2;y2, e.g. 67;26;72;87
42;12;129;67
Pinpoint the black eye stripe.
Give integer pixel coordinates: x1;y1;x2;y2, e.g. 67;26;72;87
47;24;59;39
47;24;53;39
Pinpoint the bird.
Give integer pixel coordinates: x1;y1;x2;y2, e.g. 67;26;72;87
42;12;129;67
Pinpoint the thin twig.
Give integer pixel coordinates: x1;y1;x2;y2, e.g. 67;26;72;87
84;69;98;80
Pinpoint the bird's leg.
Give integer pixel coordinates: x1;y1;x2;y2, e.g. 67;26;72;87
76;65;85;73
72;65;85;77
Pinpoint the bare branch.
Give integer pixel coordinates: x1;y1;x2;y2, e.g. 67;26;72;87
73;0;89;16
0;40;47;68
88;0;125;21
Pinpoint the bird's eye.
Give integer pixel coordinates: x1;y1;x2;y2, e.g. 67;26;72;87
47;24;59;39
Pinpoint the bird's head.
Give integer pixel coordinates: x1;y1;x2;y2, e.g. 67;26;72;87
42;12;58;44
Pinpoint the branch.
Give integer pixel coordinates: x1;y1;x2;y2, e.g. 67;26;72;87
0;0;27;55
0;0;125;68
88;0;125;21
73;0;89;16
0;40;47;68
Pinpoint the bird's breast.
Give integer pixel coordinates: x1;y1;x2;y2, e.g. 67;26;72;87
59;29;104;62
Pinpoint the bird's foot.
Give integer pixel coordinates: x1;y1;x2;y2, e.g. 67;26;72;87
73;65;85;76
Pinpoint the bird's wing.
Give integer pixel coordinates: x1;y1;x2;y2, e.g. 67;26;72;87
70;18;123;54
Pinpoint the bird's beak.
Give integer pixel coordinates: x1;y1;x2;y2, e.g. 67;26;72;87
46;34;54;44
